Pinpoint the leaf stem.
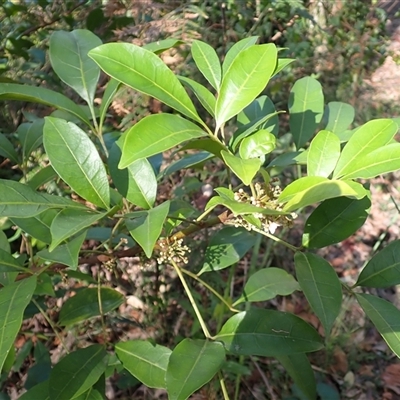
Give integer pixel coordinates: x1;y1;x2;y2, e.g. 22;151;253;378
219;371;230;400
250;226;299;252
170;259;211;338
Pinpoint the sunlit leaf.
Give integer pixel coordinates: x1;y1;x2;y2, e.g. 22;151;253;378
239;129;276;159
222;36;258;76
323;101;355;134
221;150;261;185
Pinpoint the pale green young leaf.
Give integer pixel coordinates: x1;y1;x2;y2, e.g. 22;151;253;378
43;117;110;209
295;252;342;335
119;114;206;169
215;309;323;356
0;277;36;372
307;130;340;177
116;340;171;389
108;144;157;209
233;268;300;306
89;43;201;123
191;40;221;90
166;339;225;400
356;293;400;358
289;76;324;149
239;129;276;159
221;150;261;185
355;240;400;288
49;345;108;400
126;201;170;258
323;101;355;134
222;36;259;75
0;83;90;125
178;76;216;117
216;44;277;130
0;133;19;164
49;30;102;105
333;119;398;179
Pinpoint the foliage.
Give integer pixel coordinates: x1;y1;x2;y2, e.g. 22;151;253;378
0;27;399;400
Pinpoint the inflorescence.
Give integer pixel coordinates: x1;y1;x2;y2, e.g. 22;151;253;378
157;238;191;265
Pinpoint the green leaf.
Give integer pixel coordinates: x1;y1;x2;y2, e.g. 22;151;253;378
0;83;90;125
239;129;276;159
0;277;36;372
267;151;308;168
356;293;400;358
166;339;225;400
221;150;261;185
355;240;400;288
279;176;328;203
119;114;206;169
303;196;371;248
89;43;201;123
233;268;300;306
162;152;213;177
37;231;86;270
99;78;121;127
0;133;18;164
216;44;277;130
143;39;183;54
289;77;324;149
126;201;170;258
277;354;316;400
0;248;28;273
116;340;171;389
199;227;254;274
341;143;400;180
108;144;156;209
333;119;398;179
222;36;259;76
26;165;57;190
49;209;106;251
19;381;49;400
178;76;216;117
307;130;340;177
179;138;225;158
59;288;124;326
43;117;110;209
295;252;342;335
0;179;87;218
0;231;10;253
49;345;108;400
49;30;102;105
17;119;44;160
323;101;355;134
191;40;221;90
215;309;323;356
272;58;295;77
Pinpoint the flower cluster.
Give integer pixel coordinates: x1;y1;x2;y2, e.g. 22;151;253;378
157;238;191;265
228;182;296;233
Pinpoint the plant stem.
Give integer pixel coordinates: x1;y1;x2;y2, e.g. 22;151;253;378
250;226;299;252
97;272;108;344
171;259;211;338
219;371;230;400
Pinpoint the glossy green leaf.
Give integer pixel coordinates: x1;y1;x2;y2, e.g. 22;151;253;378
216;44;277;130
233;268;300;306
116;340;171;389
0;248;28;273
0;179;87;218
191;40;221;90
221;150;261;185
333;119;397;179
289;77;324;149
199;227;254;274
126;201;170;258
178;76;216;117
0;133;18;164
179;138;225;158
295;252;342;335
272;58;295;77
239;129;276;159
143;39;183;54
49;209;106;251
277;354;316;400
49;30;102;105
59;288;124;326
303;196;371;249
356;293;400;358
119;114;206;169
0;276;36;372
43;117;110;209
279;176;328;203
341;143;400;180
307;130;340;177
215;309;323;356
99;78;121;126
89;43;201;123
37;231;86;270
166;339;225;400
222;36;259;76
162;151;213;177
108;144;156;209
355;240;400;288
0;83;90;125
17;119;44;160
49;345;108;400
19;381;49;400
323;101;355;134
